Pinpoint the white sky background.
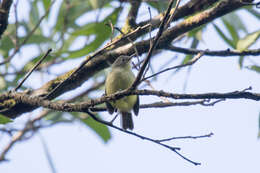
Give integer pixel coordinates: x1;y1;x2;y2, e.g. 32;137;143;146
1;1;260;173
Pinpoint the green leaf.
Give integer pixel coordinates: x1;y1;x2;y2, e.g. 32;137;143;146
54;0;94;31
236;30;260;51
238;56;244;68
0;77;6;90
188;24;205;41
0;114;13;124
213;23;235;48
0;34;14;57
247;65;260;74
20;34;50;45
245;7;260;20
42;0;51;12
182;38;199;64
44;111;64;122
29;1;40;27
222;13;247;33
172;38;198;75
67;7;121;58
222;18;239;44
71;112;111;143
80;115;111;143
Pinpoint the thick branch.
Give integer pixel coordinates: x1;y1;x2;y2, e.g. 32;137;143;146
0;89;259;116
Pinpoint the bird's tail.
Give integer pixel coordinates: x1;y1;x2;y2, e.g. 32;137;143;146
121;112;134;130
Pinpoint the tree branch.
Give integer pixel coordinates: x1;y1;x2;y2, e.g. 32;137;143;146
166;45;260;56
0;0;13;38
0;88;259;117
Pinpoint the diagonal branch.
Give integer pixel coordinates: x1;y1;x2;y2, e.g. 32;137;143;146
83;109;201;165
131;0;178;89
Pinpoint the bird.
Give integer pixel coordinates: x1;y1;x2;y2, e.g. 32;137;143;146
105;55;139;130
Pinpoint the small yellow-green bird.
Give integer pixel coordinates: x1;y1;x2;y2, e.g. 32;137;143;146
105;55;139;130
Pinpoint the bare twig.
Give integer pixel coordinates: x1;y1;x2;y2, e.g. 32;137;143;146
14;49;52;91
166;0;182;27
131;0;177;89
90;100;209;112
0;120;33;161
38;133;57;173
142;51;205;81
84;109;201;165
14;0;19;48
166;45;260;57
157;132;214;142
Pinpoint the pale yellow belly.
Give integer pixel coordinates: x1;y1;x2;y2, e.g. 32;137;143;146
105;67;137;112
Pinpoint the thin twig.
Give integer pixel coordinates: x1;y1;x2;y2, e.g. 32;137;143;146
114;27;140;59
143;51;205;81
14;49;52;91
38;133;57;173
131;0;178;89
89;99;226;112
14;0;19;49
157;132;214;142
84;109;201;165
166;45;260;57
166;0;182;27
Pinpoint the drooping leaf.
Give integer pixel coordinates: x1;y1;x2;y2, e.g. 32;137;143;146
222;18;239;44
171;38;198;76
236;30;260;51
80;115;111;143
188;24;205;41
238;56;244;68
0;114;13;124
246;65;260;74
43;111;64;122
29;1;40;28
71;112;111;143
42;0;51;13
182;38;199;64
213;23;235;48
222;13;247;33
